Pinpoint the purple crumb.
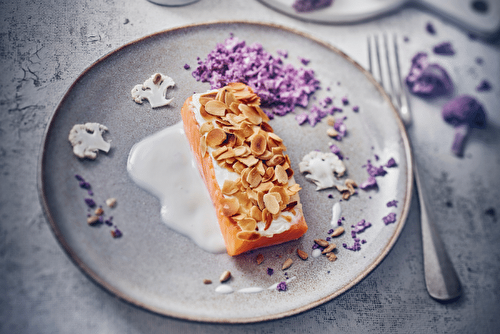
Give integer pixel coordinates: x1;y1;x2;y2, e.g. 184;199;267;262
361;239;367;244
267;268;274;276
405;52;453;97
475;57;483;65
426;22;436;35
337;219;342;226
352;105;359;112
292;0;333;13
74;174;84;182
374;154;379;161
433;42;455;55
476;80;492;92
84;198;96;208
87;190;93;196
277;281;287;291
326;237;331;241
328;229;334;234
341;97;349;105
403;36;409;42
276;49;288;58
329;143;343;160
386;157;397;168
366;160;387;177
328;194;334;199
382;213;397;225
359;176;377;190
299;56;310;65
387;200;398;208
111;228;122;238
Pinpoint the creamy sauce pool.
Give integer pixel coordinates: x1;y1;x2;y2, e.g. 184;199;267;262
127;122;226;253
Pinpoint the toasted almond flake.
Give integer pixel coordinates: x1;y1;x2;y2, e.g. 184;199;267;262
257;150;273;160
322;244;336;254
326;253;337;262
282;258;293;270
327;128;339;138
106;198;117;208
216;88;226;103
236;230;261;241
206;128;226;147
237;155;259;167
222;179;240;195
199;122;214;135
263;193;280;214
219;270;231;283
271;147;284;156
233;161;246;174
284;201;298;212
267;155;285;167
239;104;262;125
250;205;262;221
268;132;283;143
275;165;288;184
288;183;301;193
94;207;104;216
199;105;215;121
199;96;213;106
205;100;227;116
221;197;239;216
238;217;257;231
326;116;335;126
331;226;345;237
297;249;308;260
229;101;241;114
256;253;264;265
211;146;228;159
203;279;212;285
250;133;266;156
87;216;100;225
200;91;217;99
217;147;236;160
247;167;262;188
262;208;272;230
314;239;329;247
342;192;351;200
254;181;274;193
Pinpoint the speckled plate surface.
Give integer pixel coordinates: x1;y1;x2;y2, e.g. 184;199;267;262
38;21;412;323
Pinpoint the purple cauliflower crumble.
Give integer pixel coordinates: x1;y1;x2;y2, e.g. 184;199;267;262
386;157;397;168
426;22;436;35
192;35;320;118
343;219;372;251
387;200;398;208
405;52;453;97
84;198;96;208
183;63;190;70
382;213;397;225
476;80;492;92
293;0;333;13
267;268;274;276
277;281;287;291
433;42;455;55
365;160;387;177
359;176;377;190
329;143;343;160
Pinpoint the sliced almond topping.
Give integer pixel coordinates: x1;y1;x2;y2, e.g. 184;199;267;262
203;279;212;285
222;179;240;195
247;167;262;188
260;122;273;133
297;249;308;260
331;226;345;237
254;181;274;193
288;183;301;194
233;161;246;174
267;154;285;167
322;243;336;254
263;193;280;215
271;147;284;156
268;132;283;143
236;155;259;167
250;205;262;221
314;239;329;247
256;253;264;265
216;88;226;103
239;104;262;125
238;217;257;231
206;128;227;147
217;147;236;160
342;192;351;200
229;101;241;115
275;165;288;184
87;216;100;225
282;258;293;270
257;150;273;160
205;100;227;116
262;167;275;182
199;105;215;121
326;253;337;262
199;122;214;135
250;133;266;156
211;146;228;159
199;96;213;106
236;230;261;241
219;270;231;283
222;133;237;148
327;128;339;138
221;197;239;216
262;208;272;230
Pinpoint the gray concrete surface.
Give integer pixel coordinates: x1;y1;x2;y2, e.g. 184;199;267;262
1;0;499;333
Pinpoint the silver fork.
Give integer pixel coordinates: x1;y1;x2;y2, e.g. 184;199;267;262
368;34;462;301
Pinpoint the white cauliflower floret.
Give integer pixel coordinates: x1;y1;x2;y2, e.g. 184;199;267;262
68;123;111;159
299;151;346;190
131;73;175;108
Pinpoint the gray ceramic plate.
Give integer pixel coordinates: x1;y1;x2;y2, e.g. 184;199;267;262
38;21;412;323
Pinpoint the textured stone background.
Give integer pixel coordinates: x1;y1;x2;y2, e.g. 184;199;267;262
1;0;499;333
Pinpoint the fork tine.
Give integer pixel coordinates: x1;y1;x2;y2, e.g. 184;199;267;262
392;35;412;126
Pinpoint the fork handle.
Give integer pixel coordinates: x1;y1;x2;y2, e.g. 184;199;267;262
414;162;462;301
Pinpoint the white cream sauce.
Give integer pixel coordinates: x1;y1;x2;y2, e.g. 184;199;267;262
215;276;296;294
330;202;342;227
127;122;226;254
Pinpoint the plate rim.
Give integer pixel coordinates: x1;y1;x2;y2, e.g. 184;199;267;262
37;20;414;323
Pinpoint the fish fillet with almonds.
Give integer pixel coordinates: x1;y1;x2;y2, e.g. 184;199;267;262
181;83;308;256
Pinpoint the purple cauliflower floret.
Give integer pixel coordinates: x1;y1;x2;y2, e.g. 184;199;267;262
476;80;492;92
359;176;377;190
406;52;453;97
442;95;487;156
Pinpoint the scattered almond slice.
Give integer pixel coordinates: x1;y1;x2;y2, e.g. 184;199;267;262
282;258;293;270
